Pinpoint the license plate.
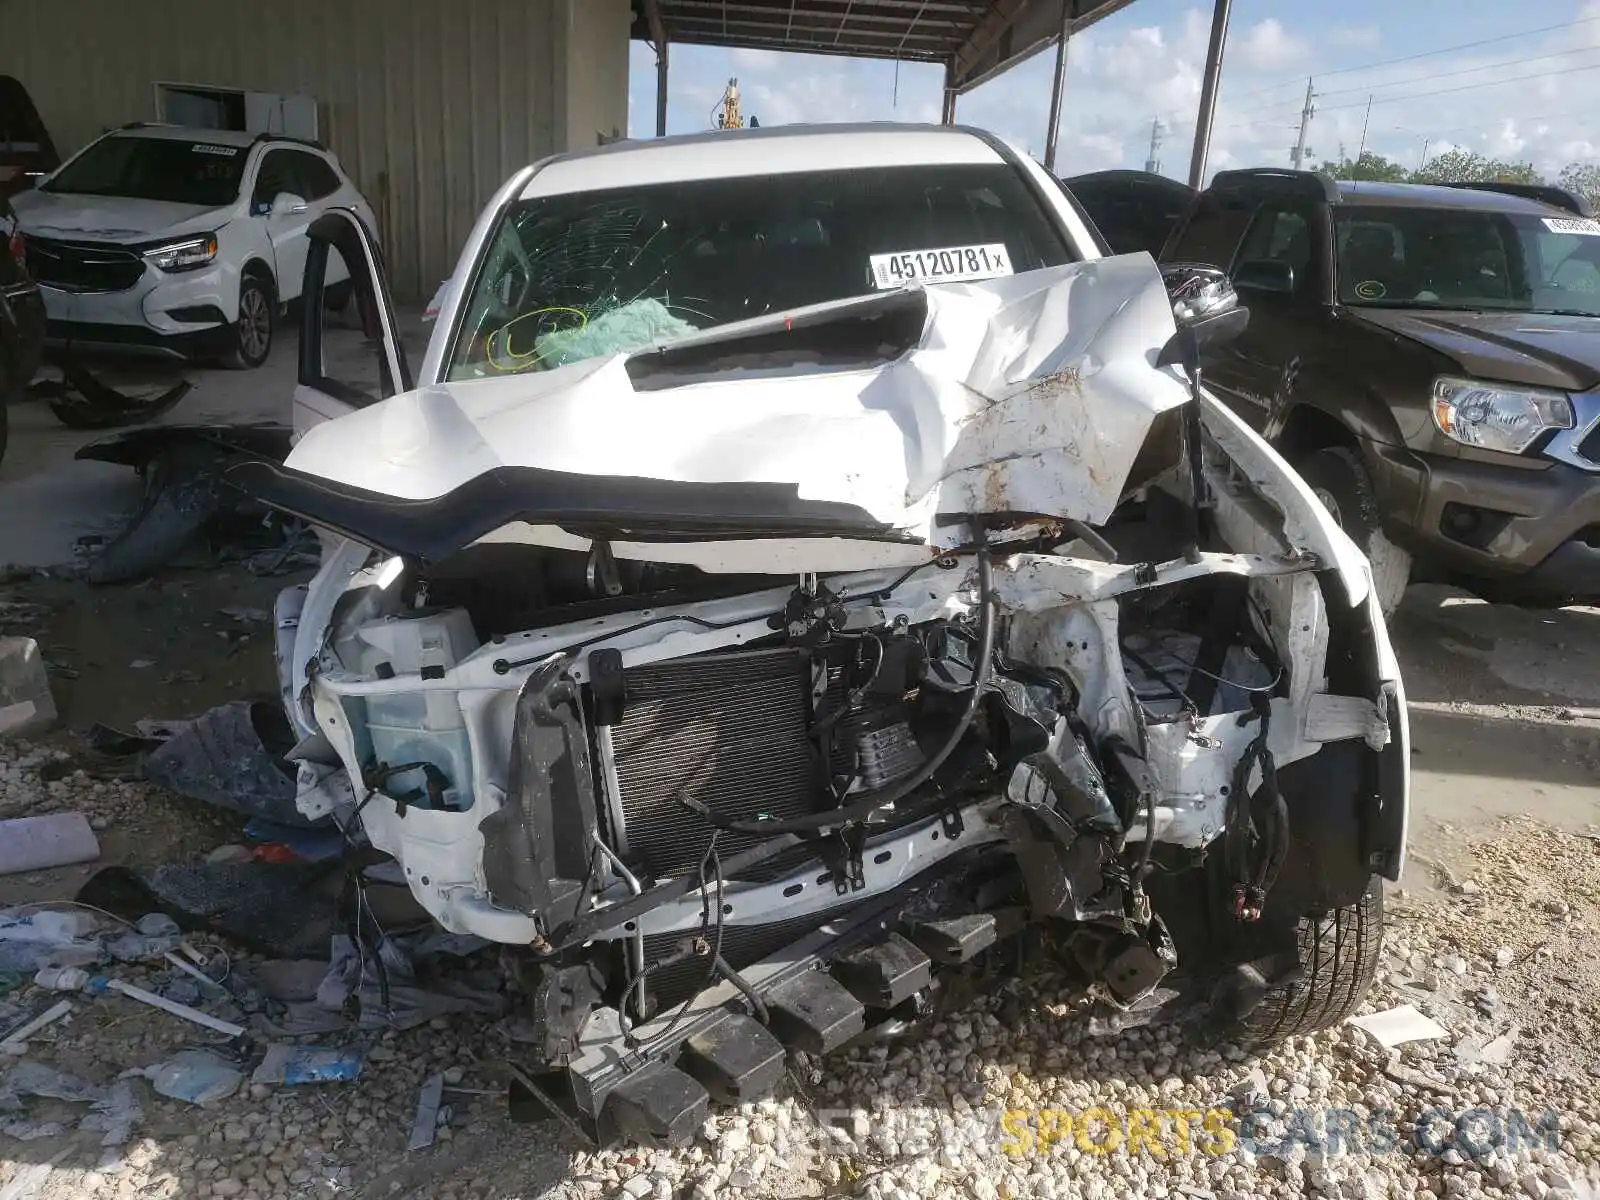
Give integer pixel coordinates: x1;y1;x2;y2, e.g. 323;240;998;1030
869;243;1014;290
1543;217;1600;236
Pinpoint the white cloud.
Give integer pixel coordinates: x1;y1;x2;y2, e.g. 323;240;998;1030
1233;19;1310;72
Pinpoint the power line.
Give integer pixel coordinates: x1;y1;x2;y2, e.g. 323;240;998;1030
1309;43;1600;103
1313;59;1600;115
1220;12;1600;107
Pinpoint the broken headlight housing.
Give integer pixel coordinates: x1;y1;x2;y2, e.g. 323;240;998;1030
143;232;219;274
1431;376;1574;455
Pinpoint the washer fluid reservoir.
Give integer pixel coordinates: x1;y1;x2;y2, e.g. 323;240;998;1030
353;608;480;811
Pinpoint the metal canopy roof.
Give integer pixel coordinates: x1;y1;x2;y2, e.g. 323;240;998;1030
632;0;1140;93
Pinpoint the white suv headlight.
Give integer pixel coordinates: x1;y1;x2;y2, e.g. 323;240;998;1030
143;233;219;273
1430;376;1575;455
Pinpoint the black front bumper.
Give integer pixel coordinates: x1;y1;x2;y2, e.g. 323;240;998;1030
45;318;234;363
1367;440;1600;602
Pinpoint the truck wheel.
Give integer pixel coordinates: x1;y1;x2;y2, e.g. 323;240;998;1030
224;274;275;370
1298;446;1411;616
1231;876;1384;1050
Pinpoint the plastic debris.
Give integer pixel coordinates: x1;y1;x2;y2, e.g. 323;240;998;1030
0;637;57;739
0;814;100;876
0;1001;73;1048
251;1043;363;1086
141;1050;243;1106
33;966;90;992
80;1078;141;1146
1346;1003;1449;1048
103;979;246;1038
409;1072;445;1150
104;913;182;962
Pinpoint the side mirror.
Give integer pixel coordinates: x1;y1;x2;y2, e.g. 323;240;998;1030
1157;263;1251;370
271;191;309;217
1233;259;1295;296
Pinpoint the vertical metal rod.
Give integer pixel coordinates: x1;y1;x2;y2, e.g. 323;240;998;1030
941;60;957;124
1042;2;1071;171
655;40;669;137
593;839;648;1022
1186;0;1232;188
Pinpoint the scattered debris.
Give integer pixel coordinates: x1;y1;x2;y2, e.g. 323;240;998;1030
140;1048;243;1106
0;1000;72;1048
1346;1003;1450;1048
104;979;247;1038
78;860;343;958
0;636;56;739
73;423;299;584
408;1071;445;1150
30;354;191;430
103;912;181;962
140;699;309;827
251;1042;363;1086
0;812;100;875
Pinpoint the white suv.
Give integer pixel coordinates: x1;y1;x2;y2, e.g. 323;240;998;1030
10;124;375;368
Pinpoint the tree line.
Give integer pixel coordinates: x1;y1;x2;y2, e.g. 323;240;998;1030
1319;150;1600;207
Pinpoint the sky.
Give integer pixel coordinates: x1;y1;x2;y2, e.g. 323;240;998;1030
625;0;1600;183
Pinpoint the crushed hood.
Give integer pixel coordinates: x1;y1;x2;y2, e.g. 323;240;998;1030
267;255;1191;557
9;189;222;243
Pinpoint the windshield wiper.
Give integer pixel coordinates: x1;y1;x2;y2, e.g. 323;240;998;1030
1523;308;1600;318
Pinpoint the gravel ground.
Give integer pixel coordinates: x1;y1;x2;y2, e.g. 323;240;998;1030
1;720;1596;1200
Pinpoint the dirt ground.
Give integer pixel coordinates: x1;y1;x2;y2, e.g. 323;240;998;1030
0;563;1596;1200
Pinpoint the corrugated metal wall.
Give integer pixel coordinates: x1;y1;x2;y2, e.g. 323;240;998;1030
0;0;631;300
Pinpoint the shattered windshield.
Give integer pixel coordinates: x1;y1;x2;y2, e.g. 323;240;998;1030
445;163;1074;380
1335;205;1600;317
43;136;247;207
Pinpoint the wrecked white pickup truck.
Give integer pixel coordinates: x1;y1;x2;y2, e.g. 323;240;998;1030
234;124;1408;1146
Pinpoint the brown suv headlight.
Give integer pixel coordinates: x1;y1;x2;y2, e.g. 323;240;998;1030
1431;376;1574;455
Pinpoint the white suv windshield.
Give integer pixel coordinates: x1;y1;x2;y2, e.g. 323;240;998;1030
44;136;247;207
445;162;1073;381
1335;205;1600;317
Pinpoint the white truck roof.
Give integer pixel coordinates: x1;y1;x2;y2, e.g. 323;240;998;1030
520;123;1014;198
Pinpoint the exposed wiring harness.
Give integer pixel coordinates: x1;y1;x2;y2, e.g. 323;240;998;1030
1226;692;1289;922
626;835;727;1051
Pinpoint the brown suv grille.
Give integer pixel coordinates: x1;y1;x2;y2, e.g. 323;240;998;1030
24;235;144;293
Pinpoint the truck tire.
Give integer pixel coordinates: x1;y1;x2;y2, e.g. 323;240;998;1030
1297;446;1411;617
1232;876;1383;1049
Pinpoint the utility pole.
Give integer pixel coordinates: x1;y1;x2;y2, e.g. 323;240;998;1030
1144;118;1164;173
1291;77;1316;169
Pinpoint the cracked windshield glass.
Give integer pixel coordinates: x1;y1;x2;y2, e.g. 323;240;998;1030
445;162;1075;380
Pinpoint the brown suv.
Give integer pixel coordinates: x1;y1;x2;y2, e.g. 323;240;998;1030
1147;169;1600;610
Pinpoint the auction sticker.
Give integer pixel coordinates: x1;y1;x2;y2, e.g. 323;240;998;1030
870;243;1014;289
191;143;239;156
1543;216;1600;236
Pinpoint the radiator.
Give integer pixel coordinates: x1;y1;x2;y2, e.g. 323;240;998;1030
607;648;822;882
